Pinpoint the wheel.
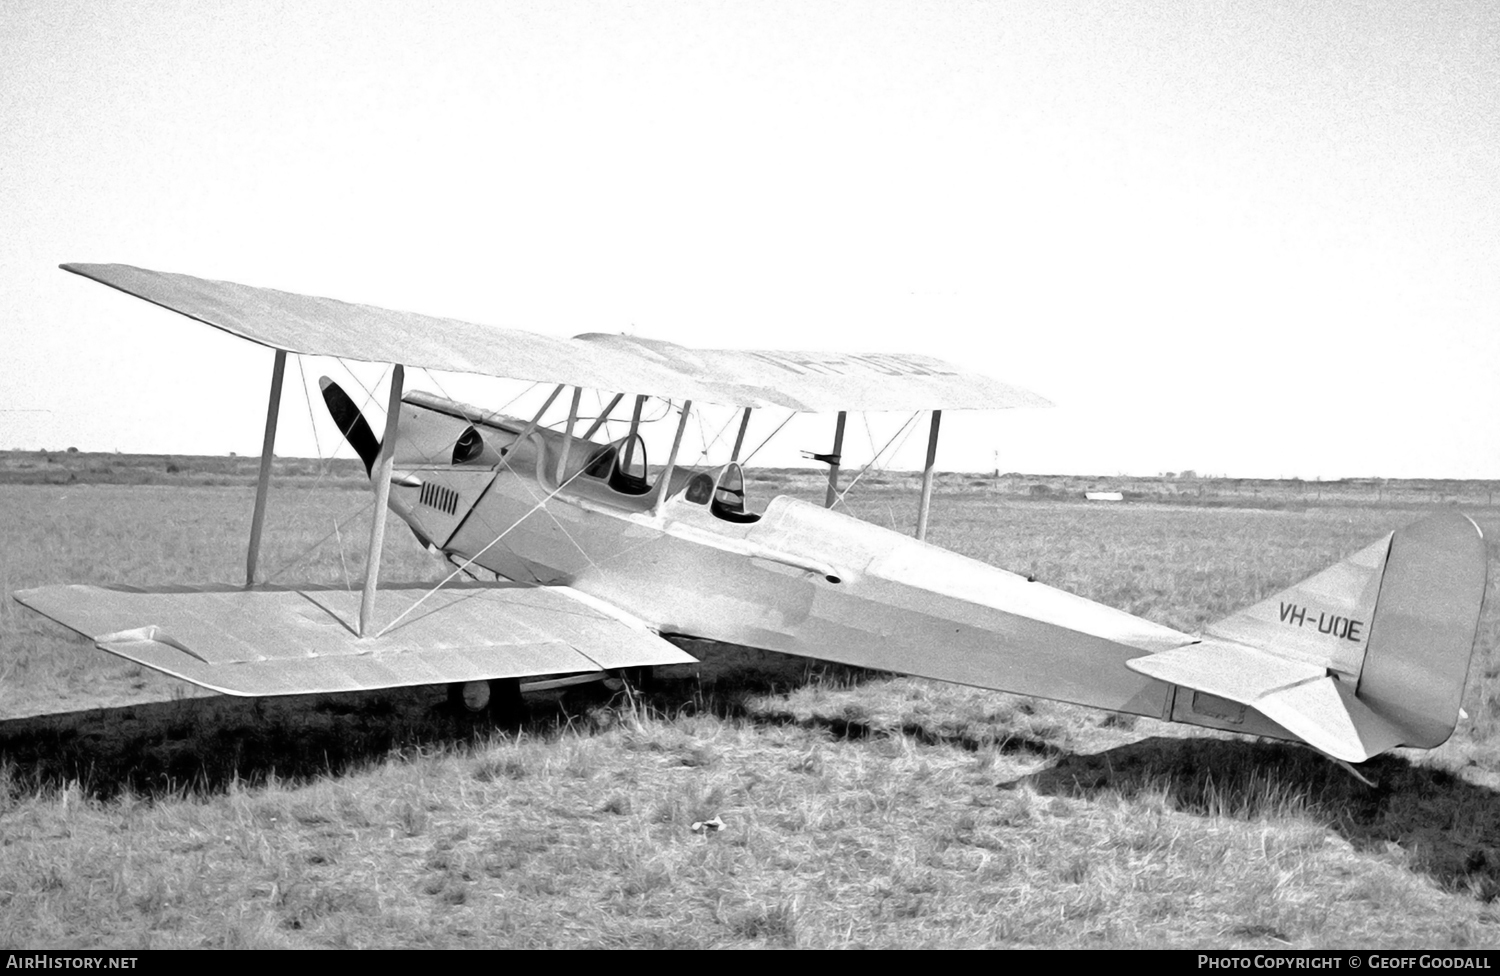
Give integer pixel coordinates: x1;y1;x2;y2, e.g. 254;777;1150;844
603;666;655;696
447;678;524;725
449;679;493;713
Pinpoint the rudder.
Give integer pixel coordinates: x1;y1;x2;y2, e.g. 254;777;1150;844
1358;512;1487;748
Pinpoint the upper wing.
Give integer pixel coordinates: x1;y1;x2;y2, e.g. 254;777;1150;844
14;581;696;697
62;263;1049;413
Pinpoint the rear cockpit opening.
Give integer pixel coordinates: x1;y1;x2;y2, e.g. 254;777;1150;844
671;463;761;523
711;463;759;523
685;473;713;504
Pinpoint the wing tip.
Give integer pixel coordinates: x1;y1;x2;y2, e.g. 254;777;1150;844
60;262;129;282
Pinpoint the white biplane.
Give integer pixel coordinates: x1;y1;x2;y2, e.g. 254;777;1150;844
14;264;1489;769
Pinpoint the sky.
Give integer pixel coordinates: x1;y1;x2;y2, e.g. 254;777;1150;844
2;0;1496;479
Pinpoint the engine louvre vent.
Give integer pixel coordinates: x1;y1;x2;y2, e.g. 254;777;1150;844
420;482;460;516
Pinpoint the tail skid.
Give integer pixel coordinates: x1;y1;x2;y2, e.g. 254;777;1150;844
1129;513;1487;762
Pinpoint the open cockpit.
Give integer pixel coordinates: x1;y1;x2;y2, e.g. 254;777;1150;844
579;434;652;496
395;390;763;525
672;463;759;523
571;439;761;524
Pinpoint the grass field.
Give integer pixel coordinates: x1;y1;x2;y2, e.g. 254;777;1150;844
3;466;1500;948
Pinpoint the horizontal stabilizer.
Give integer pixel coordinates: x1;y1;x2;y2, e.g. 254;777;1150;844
15;582;695;697
1127;638;1404;762
1127;638;1325;700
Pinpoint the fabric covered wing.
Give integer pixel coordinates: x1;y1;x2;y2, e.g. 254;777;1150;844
61;263;1049;412
14;582;696;697
1127;638;1406;762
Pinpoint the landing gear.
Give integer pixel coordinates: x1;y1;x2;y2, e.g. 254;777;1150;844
602;666;655;697
447;677;524;725
449;680;492;712
624;666;655;695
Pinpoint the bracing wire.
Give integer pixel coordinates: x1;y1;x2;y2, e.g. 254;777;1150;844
508;474;611;578
741;412;796;465
332;516;352;591
339;362;392;425
832;411;920;511
252;355;379;587
690;407;740;466
374;460;597;638
262;498;375;584
295;356;326;465
417;365;496;456
693;401;710;459
495;381;541;415
371;387;716;635
264;356;414;587
264;357;546;590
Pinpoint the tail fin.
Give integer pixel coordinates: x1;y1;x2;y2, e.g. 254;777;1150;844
1128;513;1487;761
1357;513;1488;747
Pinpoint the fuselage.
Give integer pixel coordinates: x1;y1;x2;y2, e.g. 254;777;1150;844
382;391;1291;739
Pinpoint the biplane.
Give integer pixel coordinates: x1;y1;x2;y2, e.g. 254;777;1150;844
13;263;1489;769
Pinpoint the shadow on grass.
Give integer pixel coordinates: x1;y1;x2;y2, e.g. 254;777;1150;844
16;643;1499;909
646;641;1070;756
1018;735;1500;903
727;692;1067;757
0;641;838;800
0;688;517;799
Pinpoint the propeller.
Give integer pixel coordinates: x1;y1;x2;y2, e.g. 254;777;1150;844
319;377;381;476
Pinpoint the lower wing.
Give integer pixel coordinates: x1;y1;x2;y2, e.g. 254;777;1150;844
14;581;695;697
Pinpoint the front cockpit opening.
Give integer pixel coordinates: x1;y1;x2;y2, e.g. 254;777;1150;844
577;433;652;495
583;445;615;479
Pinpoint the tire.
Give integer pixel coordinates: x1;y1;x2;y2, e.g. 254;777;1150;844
448;679;493;713
447;678;524;726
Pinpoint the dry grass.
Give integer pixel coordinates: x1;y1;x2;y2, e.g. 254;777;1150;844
3;476;1500;948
